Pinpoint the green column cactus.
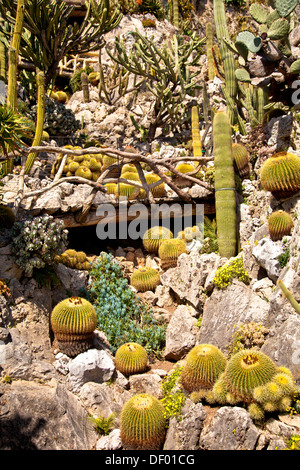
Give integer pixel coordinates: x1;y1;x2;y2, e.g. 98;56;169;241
24;69;46;175
206;22;215;81
213;111;237;259
191;106;202;160
120;393;166;450
277;279;300;314
181;344;227;393
115;342;148;376
7;0;25;110
213;0;237;124
50;296;97;357
81;71;90;103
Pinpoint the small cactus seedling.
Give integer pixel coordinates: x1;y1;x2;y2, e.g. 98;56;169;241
115;342;148;376
181;344;227;393
50;296;97;357
130;267;161;292
120;393;166;450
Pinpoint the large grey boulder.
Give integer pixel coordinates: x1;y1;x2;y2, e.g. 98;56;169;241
252;237;285;282
164;305;200;361
68;349;115;391
200;406;260;450
199;280;270;353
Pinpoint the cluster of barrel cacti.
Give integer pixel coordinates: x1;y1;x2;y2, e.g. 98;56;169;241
51;145;104;182
55;249;93;271
183;344;299;422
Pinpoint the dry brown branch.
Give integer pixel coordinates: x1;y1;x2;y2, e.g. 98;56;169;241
14;144;213;211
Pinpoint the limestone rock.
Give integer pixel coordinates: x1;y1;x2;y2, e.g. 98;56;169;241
68;349;115;391
199;280;270;352
200;406;260;450
164;305;199;361
252;238;285;282
96;429;122;451
161;252;224;310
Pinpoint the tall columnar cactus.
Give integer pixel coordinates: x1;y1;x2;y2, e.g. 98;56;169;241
181;344;227;393
259;151;300;199
191;106;202;161
213;0;237;124
120;393;166;450
206;22;215;81
81;71;90;103
25;70;46;175
50;296;97;357
7;0;25;110
213;111;237;259
115;342;148;376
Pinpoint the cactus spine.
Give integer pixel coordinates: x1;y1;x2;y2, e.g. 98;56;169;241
120;394;166;450
25;70;46;174
213;111;237;259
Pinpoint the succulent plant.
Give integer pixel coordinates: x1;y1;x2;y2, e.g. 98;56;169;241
120;393;166;450
115;342;148;376
158;238;187;269
259;152;300;199
181;344;227;393
232;143;251;179
224;349;277;403
130;267;161;292
175;163;195;174
50;296;97;357
142;226;173;254
267;210;294;241
55;249;92;271
10;214;68;276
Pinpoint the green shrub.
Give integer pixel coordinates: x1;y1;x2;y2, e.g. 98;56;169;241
87;252;165;355
213;255;249;289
